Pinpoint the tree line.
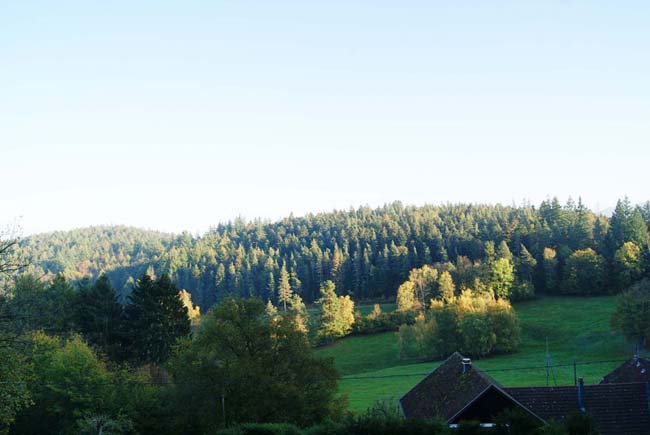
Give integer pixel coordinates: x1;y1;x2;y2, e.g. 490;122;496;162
6;197;650;311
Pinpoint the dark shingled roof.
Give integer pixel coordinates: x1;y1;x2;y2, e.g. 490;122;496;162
505;383;650;435
601;357;650;384
400;352;504;421
401;352;650;434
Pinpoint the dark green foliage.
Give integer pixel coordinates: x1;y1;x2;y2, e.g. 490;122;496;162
168;298;343;431
0;306;31;432
561;249;606;295
398;292;520;359
124;273;191;364
218;418;451;435
7;273;76;334
217;423;303;435
13;333;113;434
613;241;643;290
11;332;167;435
6;198;650;310
316;281;355;342
564;412;600;435
74;274;124;360
611;278;650;348
352;310;416;335
607;198;649;253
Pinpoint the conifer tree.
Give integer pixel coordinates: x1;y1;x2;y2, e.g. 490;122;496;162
288;293;309;333
517;244;537;283
542;247;558;292
484;241;496;267
277;264;293;311
75;274;123;359
124;273;191;364
46;273;76;333
497;241;512;261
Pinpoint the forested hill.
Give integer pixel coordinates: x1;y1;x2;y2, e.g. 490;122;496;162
8;198;650;309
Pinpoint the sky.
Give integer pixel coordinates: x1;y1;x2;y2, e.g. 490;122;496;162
1;1;649;235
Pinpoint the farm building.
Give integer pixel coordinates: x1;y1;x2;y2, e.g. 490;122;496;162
400;352;650;435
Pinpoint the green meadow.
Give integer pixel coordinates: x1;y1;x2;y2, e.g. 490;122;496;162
315;296;642;412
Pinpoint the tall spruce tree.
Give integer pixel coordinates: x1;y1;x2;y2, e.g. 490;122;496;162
124;273;190;364
277;264;293;311
74;274;123;359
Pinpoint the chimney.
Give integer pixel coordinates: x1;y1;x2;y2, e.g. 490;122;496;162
577;378;586;412
462;358;472;373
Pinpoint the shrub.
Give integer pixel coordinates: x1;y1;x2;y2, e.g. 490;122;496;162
352;310;416;335
217;423;302;435
397;291;520;359
611;279;650;349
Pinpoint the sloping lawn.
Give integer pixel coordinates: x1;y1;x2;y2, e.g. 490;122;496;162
316;296;644;412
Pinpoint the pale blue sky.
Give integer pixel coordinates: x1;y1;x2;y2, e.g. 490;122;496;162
1;1;649;235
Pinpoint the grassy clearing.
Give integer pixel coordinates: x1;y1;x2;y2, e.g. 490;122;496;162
315;296;644;412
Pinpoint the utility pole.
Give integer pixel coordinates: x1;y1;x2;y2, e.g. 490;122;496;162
545;337;550;387
221;389;226;427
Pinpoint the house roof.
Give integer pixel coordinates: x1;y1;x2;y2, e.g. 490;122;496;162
400;352;510;421
601;357;650;384
505;383;650;435
401;352;650;434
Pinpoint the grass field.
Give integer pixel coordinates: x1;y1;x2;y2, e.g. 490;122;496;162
315;296;645;412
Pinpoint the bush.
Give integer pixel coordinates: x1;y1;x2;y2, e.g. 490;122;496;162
564;411;600;435
611;279;650;348
561;249;606;295
397;291;520;359
352;310;416;335
217;423;302;435
510;280;535;301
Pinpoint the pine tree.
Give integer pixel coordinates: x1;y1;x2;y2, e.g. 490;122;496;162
265;300;278;321
124;273;191;364
517;244;537;283
277;264;293;311
47;273;76;332
497;241;512;261
484;241;496;267
288;293;309;333
74;274;123;359
542;247;558;292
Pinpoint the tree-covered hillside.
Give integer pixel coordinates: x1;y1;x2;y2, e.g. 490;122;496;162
7;198;650;309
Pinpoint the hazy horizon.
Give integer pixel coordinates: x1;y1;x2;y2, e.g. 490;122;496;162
9;197;622;238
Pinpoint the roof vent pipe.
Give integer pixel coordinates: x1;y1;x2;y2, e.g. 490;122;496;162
462;358;472;374
578;378;586;412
